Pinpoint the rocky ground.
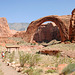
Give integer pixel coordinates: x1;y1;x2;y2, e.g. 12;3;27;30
0;59;22;75
0;40;75;75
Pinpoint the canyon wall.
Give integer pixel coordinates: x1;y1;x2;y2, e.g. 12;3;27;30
0;17;11;37
33;23;61;42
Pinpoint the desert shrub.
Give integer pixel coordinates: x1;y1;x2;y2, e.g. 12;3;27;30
9;51;15;63
2;51;15;62
56;53;61;58
24;67;43;75
28;54;41;67
30;43;36;45
19;51;41;67
61;63;75;75
19;51;31;67
45;69;56;74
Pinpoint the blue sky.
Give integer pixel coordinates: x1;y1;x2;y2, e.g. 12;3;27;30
0;0;75;23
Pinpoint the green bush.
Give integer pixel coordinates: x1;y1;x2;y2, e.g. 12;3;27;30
45;69;56;73
24;67;43;75
19;52;41;67
9;51;15;63
19;51;31;67
28;54;41;67
31;43;36;45
61;63;75;75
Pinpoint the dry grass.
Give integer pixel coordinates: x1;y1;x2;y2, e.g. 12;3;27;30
42;42;75;51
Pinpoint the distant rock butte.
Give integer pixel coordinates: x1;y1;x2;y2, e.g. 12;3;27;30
0;17;11;37
0;17;18;44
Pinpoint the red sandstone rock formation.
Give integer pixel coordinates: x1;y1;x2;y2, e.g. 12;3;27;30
24;15;71;42
69;9;75;43
13;31;26;37
33;22;61;42
39;49;62;55
0;17;11;37
0;17;18;44
10;30;17;35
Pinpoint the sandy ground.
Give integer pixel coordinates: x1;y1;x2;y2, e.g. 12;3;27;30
0;59;23;75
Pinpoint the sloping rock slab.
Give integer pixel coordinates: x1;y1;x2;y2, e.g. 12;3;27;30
38;49;62;55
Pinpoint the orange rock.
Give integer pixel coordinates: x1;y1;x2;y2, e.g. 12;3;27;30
57;64;68;74
13;31;26;37
0;17;11;37
69;9;75;42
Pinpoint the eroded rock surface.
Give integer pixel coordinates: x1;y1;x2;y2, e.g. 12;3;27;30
13;31;26;37
0;17;11;37
69;9;75;42
33;23;61;42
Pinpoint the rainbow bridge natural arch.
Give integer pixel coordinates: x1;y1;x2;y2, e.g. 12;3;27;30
24;15;70;42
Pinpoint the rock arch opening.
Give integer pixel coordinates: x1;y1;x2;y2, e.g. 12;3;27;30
33;21;61;43
24;15;69;43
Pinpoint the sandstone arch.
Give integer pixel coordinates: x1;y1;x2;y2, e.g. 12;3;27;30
69;9;75;42
24;15;70;42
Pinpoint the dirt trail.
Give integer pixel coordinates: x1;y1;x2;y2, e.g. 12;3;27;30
0;59;22;75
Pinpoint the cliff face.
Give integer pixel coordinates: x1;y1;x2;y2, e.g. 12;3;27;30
69;9;75;42
0;17;11;37
33;23;61;42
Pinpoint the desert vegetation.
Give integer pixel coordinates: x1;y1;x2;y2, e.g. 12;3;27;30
0;39;75;75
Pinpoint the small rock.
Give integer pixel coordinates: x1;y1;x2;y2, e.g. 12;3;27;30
15;64;20;67
25;73;28;75
11;61;15;65
11;65;16;68
20;67;23;71
6;62;10;66
16;67;21;72
9;63;12;66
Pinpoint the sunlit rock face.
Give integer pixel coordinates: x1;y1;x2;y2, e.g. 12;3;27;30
0;17;11;37
69;9;75;43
